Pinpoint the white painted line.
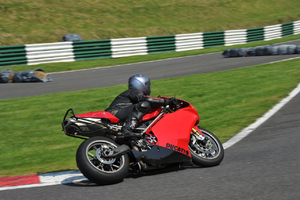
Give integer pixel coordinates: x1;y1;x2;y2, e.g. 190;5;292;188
267;56;300;64
39;170;87;184
223;82;300;149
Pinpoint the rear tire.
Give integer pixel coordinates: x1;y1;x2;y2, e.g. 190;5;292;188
189;127;224;167
76;136;130;185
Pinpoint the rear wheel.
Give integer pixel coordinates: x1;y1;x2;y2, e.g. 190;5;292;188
76;136;129;185
189;127;224;167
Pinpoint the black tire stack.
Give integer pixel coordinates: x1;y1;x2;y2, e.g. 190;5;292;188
222;44;300;58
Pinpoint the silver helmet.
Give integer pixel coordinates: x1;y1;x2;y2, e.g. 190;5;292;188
128;74;151;95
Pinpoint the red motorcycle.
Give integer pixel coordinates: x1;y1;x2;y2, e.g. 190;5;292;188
62;97;224;185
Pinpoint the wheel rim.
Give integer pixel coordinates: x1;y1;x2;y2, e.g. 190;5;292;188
86;140;125;173
189;130;221;160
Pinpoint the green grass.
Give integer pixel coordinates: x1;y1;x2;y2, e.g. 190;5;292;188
1;58;300;177
2;0;300;178
1;0;300;46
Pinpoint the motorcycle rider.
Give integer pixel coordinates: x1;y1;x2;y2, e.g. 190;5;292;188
105;74;175;139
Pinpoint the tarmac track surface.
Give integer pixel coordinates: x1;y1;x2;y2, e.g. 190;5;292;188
1;41;300;199
1;40;300;100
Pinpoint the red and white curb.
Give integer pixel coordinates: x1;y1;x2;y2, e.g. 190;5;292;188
0;170;87;191
1;81;300;191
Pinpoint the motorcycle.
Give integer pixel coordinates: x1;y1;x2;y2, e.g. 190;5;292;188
62;97;224;185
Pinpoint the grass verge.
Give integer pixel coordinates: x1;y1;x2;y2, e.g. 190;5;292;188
1;0;300;46
0;58;300;177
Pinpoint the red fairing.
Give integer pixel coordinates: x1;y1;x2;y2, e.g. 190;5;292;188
76;111;119;123
141;96;164;121
75;107;162;124
148;102;199;157
142;107;162;121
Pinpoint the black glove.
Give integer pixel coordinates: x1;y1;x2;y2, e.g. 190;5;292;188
164;97;177;106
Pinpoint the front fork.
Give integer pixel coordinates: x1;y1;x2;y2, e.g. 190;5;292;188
191;126;208;145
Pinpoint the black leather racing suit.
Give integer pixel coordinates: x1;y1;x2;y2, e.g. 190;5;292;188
105;88;166;128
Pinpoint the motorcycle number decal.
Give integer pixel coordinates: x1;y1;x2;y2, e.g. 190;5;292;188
166;143;189;156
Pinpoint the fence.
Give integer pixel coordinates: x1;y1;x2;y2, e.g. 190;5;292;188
1;21;300;67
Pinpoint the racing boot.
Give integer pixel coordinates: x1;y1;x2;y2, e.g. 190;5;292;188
117;102;150;139
118;114;142;139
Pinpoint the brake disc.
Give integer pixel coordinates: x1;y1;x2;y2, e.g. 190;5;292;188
95;146;116;165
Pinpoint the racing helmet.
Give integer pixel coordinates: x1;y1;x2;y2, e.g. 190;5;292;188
128;74;151;95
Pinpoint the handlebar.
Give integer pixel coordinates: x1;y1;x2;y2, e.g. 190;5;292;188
159;96;179;112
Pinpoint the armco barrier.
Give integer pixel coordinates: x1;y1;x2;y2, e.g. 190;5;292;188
282;22;294;37
203;31;225;48
25;42;75;65
175;33;204;52
111;37;147;58
294;21;300;35
247;27;265;42
147;35;176;54
264;24;282;41
0;20;300;67
224;29;247;46
73;39;112;61
0;45;27;66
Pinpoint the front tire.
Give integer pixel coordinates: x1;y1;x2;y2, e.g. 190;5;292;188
76;136;130;185
189;127;224;167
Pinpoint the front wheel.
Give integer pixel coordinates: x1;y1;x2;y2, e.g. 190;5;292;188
76;136;130;185
189;127;224;167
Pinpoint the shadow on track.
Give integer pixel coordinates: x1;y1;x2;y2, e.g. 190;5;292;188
62;163;202;187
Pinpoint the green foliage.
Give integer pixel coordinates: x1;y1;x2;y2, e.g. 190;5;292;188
1;0;300;46
0;59;300;177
